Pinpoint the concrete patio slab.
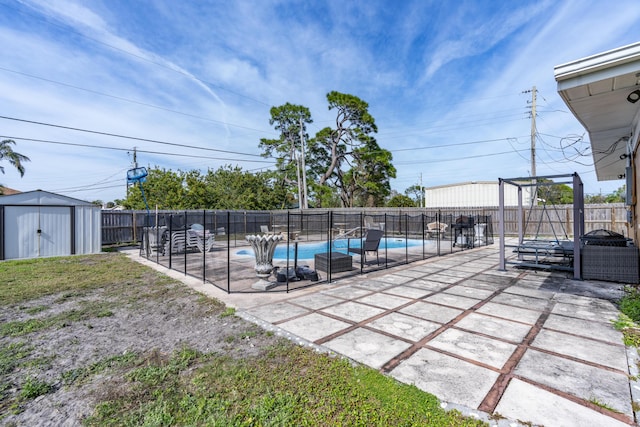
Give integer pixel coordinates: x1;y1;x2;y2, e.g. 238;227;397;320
502;283;557;299
474;273;517;286
454;312;532;343
367;312;440;342
402;279;450;292
444;284;495;300
244;301;310;323
399;301;463;324
423;292;482;310
393;269;430;279
532;329;628;371
551;301;620;323
427;328;518;369
320;301;385;323
458;278;504;291
543;313;624;344
351;279;395;291
435;269;478;279
381;284;432;299
372;273;415;285
490;292;551;311
355;293;412;310
287;293;344;310
515;349;633;416
320;285;372;300
423;273;461;284
323;327;412;369
278;312;351;342
495;379;630;427
391;348;500;409
476;301;541;324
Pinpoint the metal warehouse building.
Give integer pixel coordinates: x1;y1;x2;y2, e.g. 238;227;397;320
0;190;102;260
424;181;532;208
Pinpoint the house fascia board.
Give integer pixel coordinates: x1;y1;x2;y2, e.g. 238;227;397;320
554;42;640;84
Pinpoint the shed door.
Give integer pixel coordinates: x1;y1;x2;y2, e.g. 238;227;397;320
4;206;71;259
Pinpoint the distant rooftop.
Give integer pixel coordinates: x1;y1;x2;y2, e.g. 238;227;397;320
0;186;21;195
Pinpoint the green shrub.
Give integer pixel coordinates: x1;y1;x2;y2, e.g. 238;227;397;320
619;287;640;322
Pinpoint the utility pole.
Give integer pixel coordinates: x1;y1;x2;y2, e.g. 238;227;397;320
530;86;536;179
126;147;138;193
420;173;424;208
299;118;308;209
524;86;537;204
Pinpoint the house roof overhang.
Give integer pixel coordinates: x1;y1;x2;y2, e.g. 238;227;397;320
554;42;640;181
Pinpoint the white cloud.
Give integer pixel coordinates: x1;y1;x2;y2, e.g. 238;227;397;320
1;0;636;202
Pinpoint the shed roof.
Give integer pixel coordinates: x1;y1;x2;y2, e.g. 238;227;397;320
554;42;640;181
0;190;96;206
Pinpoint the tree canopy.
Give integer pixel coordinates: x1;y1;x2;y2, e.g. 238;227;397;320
262;92;396;208
259;103;312;208
0;139;30;177
118;166;289;210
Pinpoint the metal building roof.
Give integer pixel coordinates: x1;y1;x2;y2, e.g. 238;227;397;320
0;190;95;206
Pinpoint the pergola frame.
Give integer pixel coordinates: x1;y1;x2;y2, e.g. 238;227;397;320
498;173;584;279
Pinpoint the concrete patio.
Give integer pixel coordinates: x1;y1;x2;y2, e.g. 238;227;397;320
130;245;639;426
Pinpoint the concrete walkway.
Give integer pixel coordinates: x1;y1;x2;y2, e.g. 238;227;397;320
129;246;639;426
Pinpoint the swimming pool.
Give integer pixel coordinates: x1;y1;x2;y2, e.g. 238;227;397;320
236;238;427;260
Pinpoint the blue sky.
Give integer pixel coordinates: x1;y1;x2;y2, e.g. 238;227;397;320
0;0;639;203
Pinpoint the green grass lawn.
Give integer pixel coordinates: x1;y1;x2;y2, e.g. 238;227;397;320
0;253;487;426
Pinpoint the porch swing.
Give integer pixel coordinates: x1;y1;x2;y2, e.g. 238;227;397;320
498;173;584;279
516;183;574;267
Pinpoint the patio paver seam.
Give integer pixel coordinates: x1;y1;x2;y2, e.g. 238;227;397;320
477;297;556;413
380;266;525;372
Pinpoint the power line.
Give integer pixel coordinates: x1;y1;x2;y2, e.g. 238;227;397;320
57;184;124;194
0;115;266;158
0;135;274;164
389;137;524;153
0;67;274;135
0;2;272;108
395;148;530;165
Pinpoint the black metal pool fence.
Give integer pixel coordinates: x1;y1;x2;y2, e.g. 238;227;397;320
135;210;494;293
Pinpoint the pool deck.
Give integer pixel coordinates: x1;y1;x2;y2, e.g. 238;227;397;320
127;244;639;426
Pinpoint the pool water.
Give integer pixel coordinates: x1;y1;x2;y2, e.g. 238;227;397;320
236;238;426;260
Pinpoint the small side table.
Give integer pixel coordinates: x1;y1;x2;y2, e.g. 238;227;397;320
314;252;353;273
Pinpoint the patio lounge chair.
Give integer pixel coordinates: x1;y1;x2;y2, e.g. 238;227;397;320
187;224;215;252
347;229;384;265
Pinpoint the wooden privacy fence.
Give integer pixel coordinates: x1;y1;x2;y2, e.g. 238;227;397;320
101;204;630;245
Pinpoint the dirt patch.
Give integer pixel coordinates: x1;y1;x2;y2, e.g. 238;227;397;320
0;271;279;426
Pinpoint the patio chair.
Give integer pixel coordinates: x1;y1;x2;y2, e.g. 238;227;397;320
473;223;487;247
143;226;167;256
347;229;384;265
427;222;447;239
364;216;385;231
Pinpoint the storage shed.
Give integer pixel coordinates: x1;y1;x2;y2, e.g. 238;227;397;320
0;190;102;260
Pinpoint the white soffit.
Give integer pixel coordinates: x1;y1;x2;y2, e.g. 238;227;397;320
555;42;640;181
